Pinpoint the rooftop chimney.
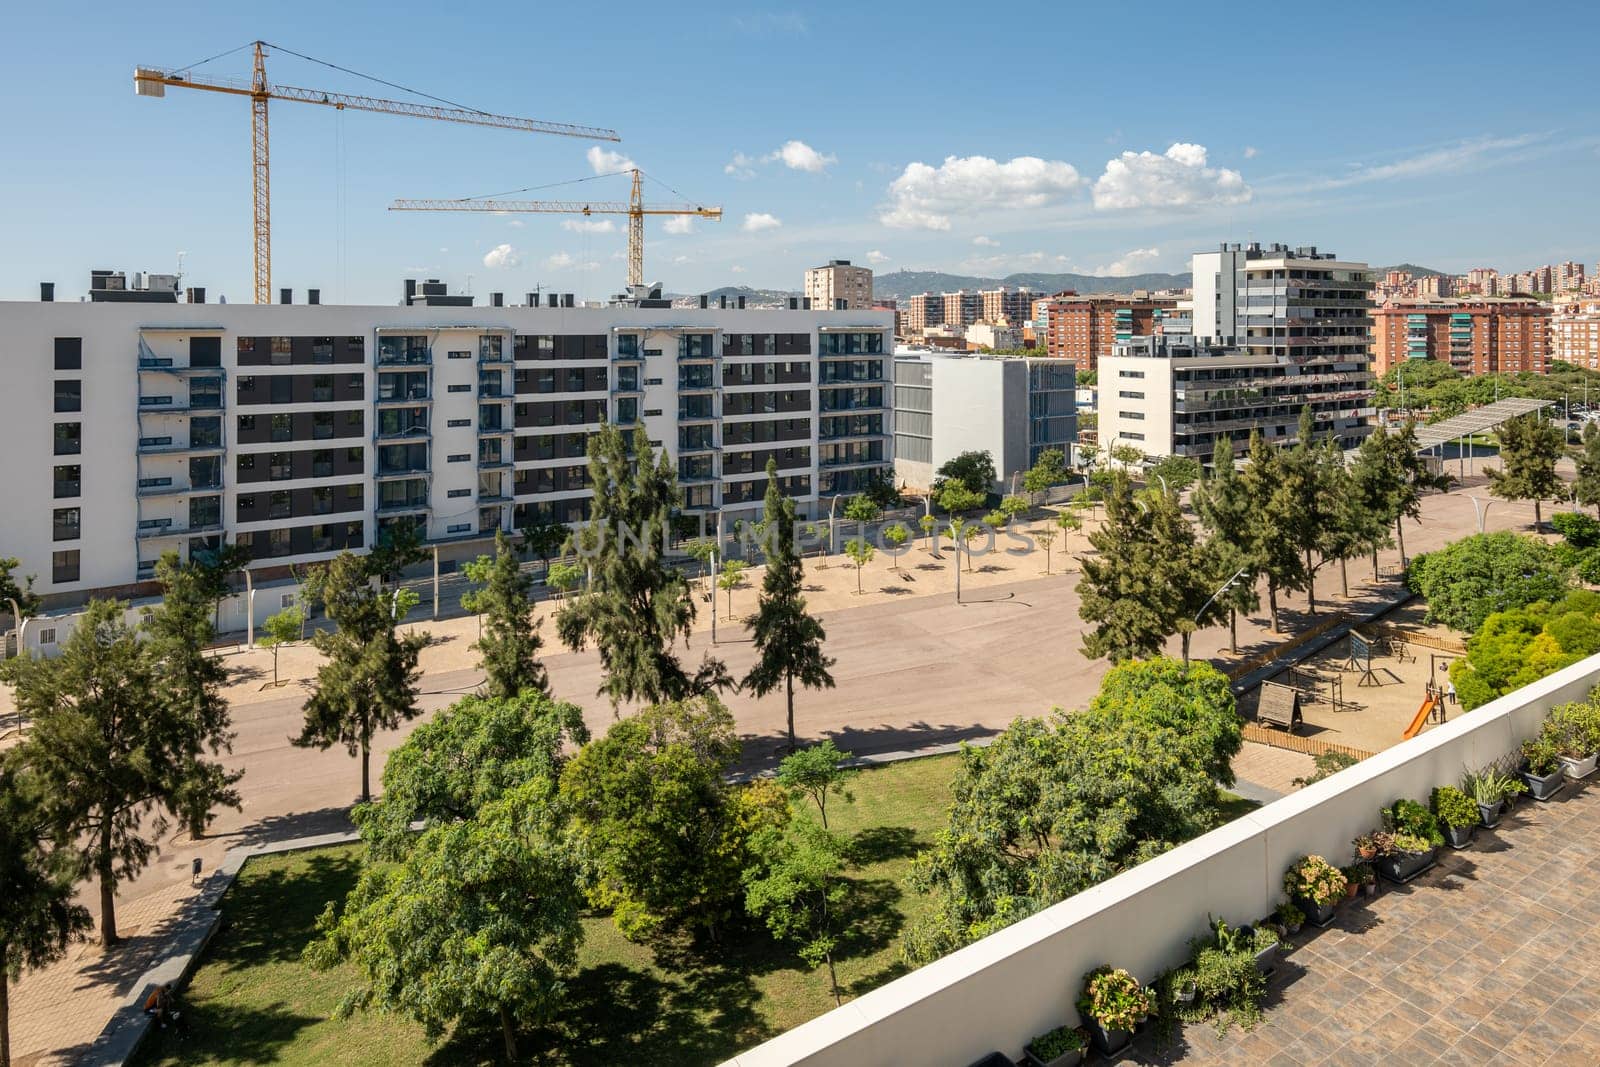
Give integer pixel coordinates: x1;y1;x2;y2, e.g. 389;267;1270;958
405;279;418;302
788;297;798;310
186;287;206;304
738;295;746;309
525;292;538;306
40;282;54;302
308;288;320;305
491;292;503;307
699;295;708;309
279;288;292;305
547;293;558;308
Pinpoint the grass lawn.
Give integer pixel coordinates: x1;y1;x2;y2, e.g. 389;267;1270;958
135;755;1258;1066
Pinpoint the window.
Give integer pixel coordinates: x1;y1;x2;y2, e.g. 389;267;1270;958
237;494;256;520
312;486;334;514
447;418;470;427
312;450;334;478
280;593;296;609
447;384;471;393
313;411;335;439
448;523;471;534
238;414;257;435
52;507;80;541
54;337;82;371
271;413;293;442
38;627;56;646
269;452;292;480
270;376;292;404
1120;411;1145;420
53;422;80;455
312;375;333;403
448;350;471;360
54;380;81;413
1118;390;1144;399
269;491;292;519
52;550;79;584
268;528;291;557
448;453;470;462
447;488;471;498
237;453;256;476
53;465;80;499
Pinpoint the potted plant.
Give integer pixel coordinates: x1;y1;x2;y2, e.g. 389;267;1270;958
1463;770;1505;828
1353;862;1378;897
1431;785;1479;849
1340;865;1362;899
1246;924;1281;974
1076;966;1151;1055
1374;831;1436;883
1546;703;1600;779
1275;901;1304;936
1024;1024;1087;1067
1352;833;1378;861
1521;736;1567;801
1282;855;1347;927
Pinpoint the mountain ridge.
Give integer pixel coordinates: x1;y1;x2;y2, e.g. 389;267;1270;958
870;270;1192;301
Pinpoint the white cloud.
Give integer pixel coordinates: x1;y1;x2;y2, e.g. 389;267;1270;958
880;155;1085;230
724;151;757;180
972;235;999;247
1320;133;1543;189
730;265;745;274
562;218;617;234
1243;146;1259;159
763;139;836;172
742;212;782;232
961;250;1067;274
663;216;696;235
673;255;693;264
586;145;636;176
1091;143;1251;211
1094;247;1163;276
482;244;520;269
546;251;601;272
866;249;891;265
507;219;525;228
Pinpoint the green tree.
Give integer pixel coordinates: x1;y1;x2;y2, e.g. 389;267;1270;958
1148;454;1202;495
717;558;748;619
1109;443;1144;466
1383;419;1453;564
999;494;1030;522
1239;431;1307;632
3;600;216;944
141;552;244;838
306;778;585;1064
684;537;717;595
0;757;92;1065
1449;589;1600;709
936;482;986;518
1035;524;1058;574
932;450;996;498
365;520;426;588
294;552;428;803
1576;423;1600;518
844;537;875;594
353;691;588;861
1346;424;1402;581
918;513;937;552
1089;658;1242;785
556;424;725;709
745;817;851;1006
519;517;569;572
259;605;303;688
1407;532;1572;633
1021;447;1070;498
982;509;1008;535
560;697;791;941
1489;413;1565;532
744;464;835;751
462;532;548;700
0;559;39;622
882;521;911;572
546;561;584;600
1193;437;1261;652
843;495;881;527
777;740;854;829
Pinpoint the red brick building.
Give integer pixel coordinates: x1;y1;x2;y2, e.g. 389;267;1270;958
1372;298;1552;377
1041;293;1177;371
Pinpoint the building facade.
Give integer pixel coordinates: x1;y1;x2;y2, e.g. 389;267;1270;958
979;286;1034;326
905;293;944;336
803;259;874;311
1554;297;1600;370
1372;298;1552;377
1098;336;1375;464
941;290;983;330
1041;294;1178;371
1;282;893;607
892;351;1075;492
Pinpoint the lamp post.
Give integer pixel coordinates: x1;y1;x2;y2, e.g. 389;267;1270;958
243;569;255;648
709;510;721;645
828;494;841;556
1468;496;1491;534
1187;567;1249;666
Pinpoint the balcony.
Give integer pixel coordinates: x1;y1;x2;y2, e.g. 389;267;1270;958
136;479;224;499
375;389;432;407
137;438;226;456
477;422;514;438
375;498;430;515
136;517;225;540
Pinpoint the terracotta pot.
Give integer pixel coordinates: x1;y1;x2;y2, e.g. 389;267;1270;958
1357;846;1377;860
1344;882;1359;901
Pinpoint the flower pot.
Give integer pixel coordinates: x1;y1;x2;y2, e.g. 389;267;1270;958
1284;921;1302;936
1300;899;1337;927
1445;823;1475;849
1559;752;1598;780
1086;1020;1133;1056
1174;983;1197;1005
1254;942;1279;975
1376;848;1436;884
1478;800;1503;828
1024;1045;1083;1067
1356;846;1377;861
1362;880;1379;897
1522;766;1566;801
1344;882;1359;901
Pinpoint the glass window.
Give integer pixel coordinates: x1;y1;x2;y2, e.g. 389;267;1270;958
312;450;334;478
53;464;80;499
53;422;81;456
269;491;292;519
52;549;80;583
270;376;292;404
52;507;81;541
312;375;333;403
54;380;81;413
269;452;292;480
313;412;335;439
271;413;292;442
54;338;82;371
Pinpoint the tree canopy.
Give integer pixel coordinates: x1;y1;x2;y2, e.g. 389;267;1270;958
932;451;996;498
1450;589;1600;710
462;531;548;699
1488;414;1565;531
1407;532;1572;633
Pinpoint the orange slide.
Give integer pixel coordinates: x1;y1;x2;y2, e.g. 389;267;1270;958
1402;697;1437;741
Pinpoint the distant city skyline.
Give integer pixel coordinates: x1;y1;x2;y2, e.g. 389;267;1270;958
3;1;1599;304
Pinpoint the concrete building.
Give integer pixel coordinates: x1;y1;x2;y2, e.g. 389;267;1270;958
892;351;1075;492
1191;242;1374;362
1372;298;1552;376
803;259;874;311
1041;293;1178;371
1554;296;1600;370
941;290;983;330
1098;335;1374;464
0;274;893;609
964;322;1022;351
904;293;944;335
979;286;1034;327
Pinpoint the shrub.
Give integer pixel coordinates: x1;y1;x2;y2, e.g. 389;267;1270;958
1430;785;1479;830
1292;750;1360;788
1282;855;1347;907
1027;1024;1087;1061
1406;532;1571;633
1522;735;1563;776
1077;966;1153;1032
1275;901;1304;930
1543;701;1600;757
1384;798;1445;848
1389;832;1432;855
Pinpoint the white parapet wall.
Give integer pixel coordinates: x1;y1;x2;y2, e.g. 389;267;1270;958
725;652;1600;1067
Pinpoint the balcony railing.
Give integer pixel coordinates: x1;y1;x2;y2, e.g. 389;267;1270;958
136;518;225;540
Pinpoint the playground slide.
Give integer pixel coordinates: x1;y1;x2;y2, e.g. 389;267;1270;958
1402;697;1437;741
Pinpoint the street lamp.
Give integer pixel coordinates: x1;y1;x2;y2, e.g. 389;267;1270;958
1468;496;1491;535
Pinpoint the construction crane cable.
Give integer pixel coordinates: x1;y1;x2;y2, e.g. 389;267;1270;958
168;40;255;75
456;172;616;203
637;168;695;204
263;41;494;115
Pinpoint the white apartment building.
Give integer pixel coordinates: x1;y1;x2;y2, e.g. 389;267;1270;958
1;275;892;608
1554;298;1600;370
892;350;1076;492
803;259;874;311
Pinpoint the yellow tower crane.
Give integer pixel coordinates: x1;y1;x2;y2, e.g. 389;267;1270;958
134;41;620;304
389;169;722;289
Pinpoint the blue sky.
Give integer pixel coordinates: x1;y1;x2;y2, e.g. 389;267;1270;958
3;1;1598;303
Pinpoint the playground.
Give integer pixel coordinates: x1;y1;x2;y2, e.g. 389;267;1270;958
1241;600;1469;755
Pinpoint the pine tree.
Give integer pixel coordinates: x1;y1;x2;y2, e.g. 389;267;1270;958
744;461;835;751
1489;413;1564;532
141;552;243;838
0;757;91;1066
294;552;427;804
1277;412;1345;615
1347;424;1401;580
4;600;210;944
1577;423;1600;518
1077;472;1173;661
555;424;727;710
1193;437;1261;652
1385;418;1453;561
462;531;548;699
1238;431;1307;632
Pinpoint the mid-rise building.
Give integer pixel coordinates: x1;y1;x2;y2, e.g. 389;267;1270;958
964;322;1022;351
1372;298;1552;376
905;293;944;335
1098;335;1374;464
0;274;893;609
1553;297;1600;370
978;286;1034;326
1040;293;1178;371
941;290;983;330
892;351;1075;492
804;259;874;311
